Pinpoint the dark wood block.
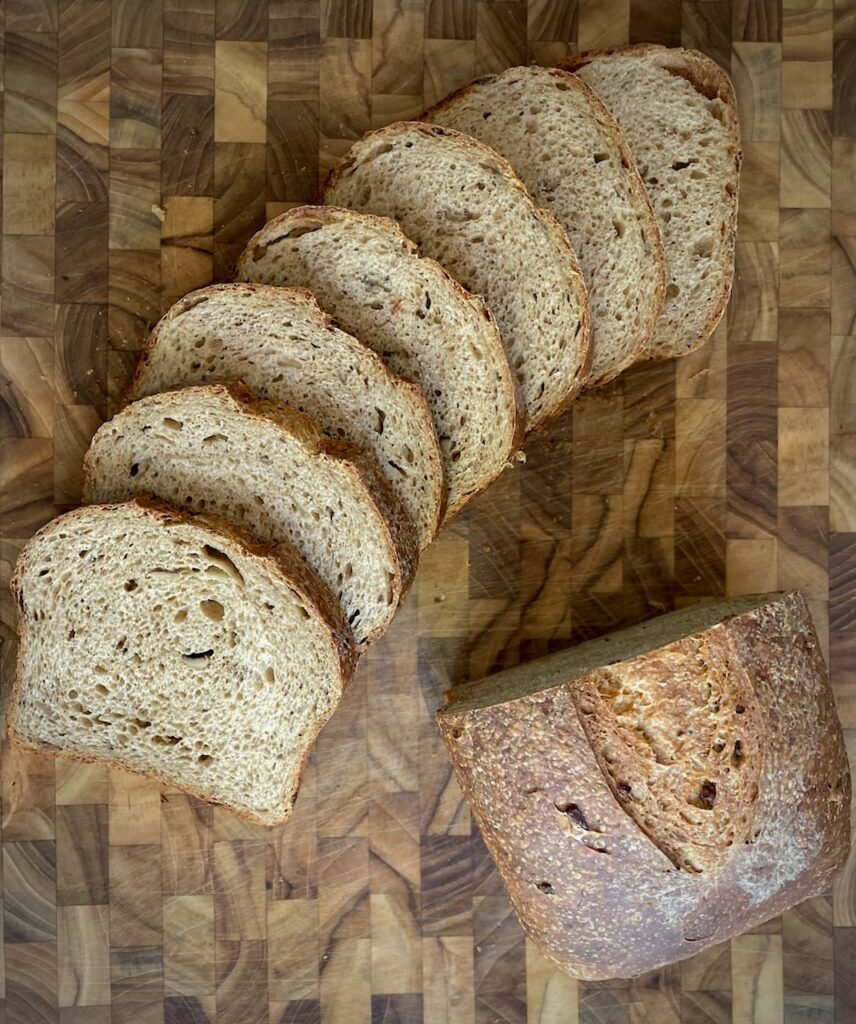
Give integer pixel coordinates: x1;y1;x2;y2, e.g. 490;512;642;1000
110;49;162;149
267;100;319;202
214;940;268;1024
1;236;55;336
3;842;57;942
420;835;472;936
56;202;109;305
4;31;58;133
111;946;165;1024
163;0;215;95
112;0;164;46
322;0;372;39
213;142;266;279
216;0;268;40
56;804;109;905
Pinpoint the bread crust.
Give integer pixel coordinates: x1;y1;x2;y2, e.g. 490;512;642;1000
438;592;851;978
563;45;742;360
322;121;593;432
237;205;527;518
82;382;420;650
8;496;357;827
126;281;447;543
423;65;665;385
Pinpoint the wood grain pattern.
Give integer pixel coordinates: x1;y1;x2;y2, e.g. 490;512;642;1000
0;3;854;1021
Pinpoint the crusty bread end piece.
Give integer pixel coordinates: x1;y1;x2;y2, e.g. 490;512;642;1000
9;498;356;826
440;592;851;978
563;45;741;361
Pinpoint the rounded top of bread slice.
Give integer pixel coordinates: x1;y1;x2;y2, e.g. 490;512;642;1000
424;65;665;386
9;497;356;825
323;121;591;432
563;45;741;360
128;282;444;551
83;382;419;649
237;205;524;521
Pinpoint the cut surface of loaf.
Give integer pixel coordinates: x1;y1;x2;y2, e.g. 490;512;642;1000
237;207;523;521
128;284;443;551
83;383;419;649
9;499;356;826
564;45;741;360
323;122;591;431
425;66;665;385
441;593;851;978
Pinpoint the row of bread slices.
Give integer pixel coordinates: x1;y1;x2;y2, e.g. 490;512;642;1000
9;48;741;824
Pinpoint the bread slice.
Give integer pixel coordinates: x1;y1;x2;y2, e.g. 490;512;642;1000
82;383;419;649
237;206;524;521
127;283;444;551
563;45;741;360
322;122;591;432
9;498;357;826
424;66;665;386
440;592;851;978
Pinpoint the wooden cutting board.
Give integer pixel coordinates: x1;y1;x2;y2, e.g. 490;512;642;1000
0;1;854;1021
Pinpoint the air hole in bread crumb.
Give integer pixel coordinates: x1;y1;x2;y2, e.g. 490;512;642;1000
593;152;609;163
375;408;386;435
162;417;183;430
94;683;109;696
124;579;138;592
732;741;745;767
265;667;275;684
535;881;554;894
198;754;213;764
184;649;214;660
174;609;188;623
666;283;680;300
152;734;181;746
200;599;224;621
202;433;228;445
130;463;140;476
690;780;717;810
613;219;625;239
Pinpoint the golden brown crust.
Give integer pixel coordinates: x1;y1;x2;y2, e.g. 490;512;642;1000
423;65;665;384
82;383;420;650
438;592;850;979
562;45;742;360
8;497;357;826
238;204;527;515
321;121;591;431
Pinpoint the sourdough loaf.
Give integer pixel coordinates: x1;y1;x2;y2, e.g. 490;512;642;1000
9;498;356;826
237;206;524;521
563;45;741;360
128;283;444;551
440;592;851;978
424;65;665;385
83;383;419;650
323;121;591;431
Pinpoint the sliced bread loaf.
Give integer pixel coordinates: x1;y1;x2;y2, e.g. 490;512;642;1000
563;45;741;360
127;284;444;551
82;383;419;649
440;592;851;978
424;66;665;385
237;206;524;521
322;122;591;432
9;498;356;826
